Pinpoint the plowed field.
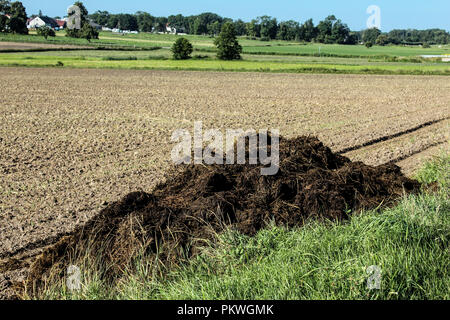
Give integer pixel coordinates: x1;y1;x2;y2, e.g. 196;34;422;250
1;67;449;261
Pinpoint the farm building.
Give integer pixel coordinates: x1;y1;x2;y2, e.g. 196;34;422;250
88;19;102;30
56;19;66;29
28;16;58;29
166;24;176;34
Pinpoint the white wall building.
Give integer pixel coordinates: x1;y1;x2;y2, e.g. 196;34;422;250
28;16;58;29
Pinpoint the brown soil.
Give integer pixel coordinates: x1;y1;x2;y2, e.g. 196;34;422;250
342;120;449;167
1;68;448;260
0;41;90;50
0;68;447;299
12;135;419;297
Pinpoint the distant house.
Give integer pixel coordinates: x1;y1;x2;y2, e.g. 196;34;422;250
28;16;58;29
166;24;176;34
88;20;102;30
56;19;66;29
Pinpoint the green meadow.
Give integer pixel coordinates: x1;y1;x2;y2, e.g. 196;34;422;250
1;31;449;75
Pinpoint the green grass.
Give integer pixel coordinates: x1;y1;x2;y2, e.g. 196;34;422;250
1;31;449;75
2;31;450;57
241;43;450;57
1;52;449;75
38;154;450;300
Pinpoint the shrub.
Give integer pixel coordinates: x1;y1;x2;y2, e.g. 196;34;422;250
36;26;55;39
365;41;373;48
80;23;99;42
171;37;193;60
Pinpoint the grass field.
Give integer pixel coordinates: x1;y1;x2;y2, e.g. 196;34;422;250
36;154;450;300
16;31;450;57
0;51;449;75
1;31;449;75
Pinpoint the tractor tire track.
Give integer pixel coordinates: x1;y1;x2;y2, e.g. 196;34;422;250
337;116;449;155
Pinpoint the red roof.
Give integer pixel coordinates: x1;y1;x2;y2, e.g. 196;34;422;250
56;20;66;27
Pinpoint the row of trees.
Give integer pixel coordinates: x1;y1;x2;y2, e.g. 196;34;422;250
383;29;449;45
0;0;28;34
353;27;450;46
2;1;449;45
89;10;450;45
89;11;358;44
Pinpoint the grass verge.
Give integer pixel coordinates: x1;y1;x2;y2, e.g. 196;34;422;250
36;154;449;300
1;53;449;75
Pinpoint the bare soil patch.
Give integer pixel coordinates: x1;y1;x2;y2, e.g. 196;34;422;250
0;41;89;51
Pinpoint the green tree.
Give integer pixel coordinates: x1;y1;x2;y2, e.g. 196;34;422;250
106;15;119;29
66;1;90;38
277;20;299;41
298;19;317;42
233;19;246;36
36;25;55;39
193;17;204;35
316;15;334;43
0;0;11;14
207;20;220;36
258;15;277;40
168;14;186;32
246;19;260;38
116;14;138;31
376;34;388;46
154;17;167;32
137;12;154;32
0;0;9;32
7;1;28;34
171;37;193;60
365;41;373;48
362;27;381;44
0;14;7;32
74;1;88;22
214;22;242;60
331;19;351;44
80;22;98;42
89;10;110;26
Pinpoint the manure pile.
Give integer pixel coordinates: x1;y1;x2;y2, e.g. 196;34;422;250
13;136;421;296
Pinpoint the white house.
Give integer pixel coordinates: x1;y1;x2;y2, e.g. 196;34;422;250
166;24;176;34
28;16;58;29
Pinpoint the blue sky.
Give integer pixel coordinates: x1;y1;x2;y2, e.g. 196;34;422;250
20;0;450;31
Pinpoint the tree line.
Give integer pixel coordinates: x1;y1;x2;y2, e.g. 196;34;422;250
90;11;449;45
0;0;28;34
1;1;449;45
